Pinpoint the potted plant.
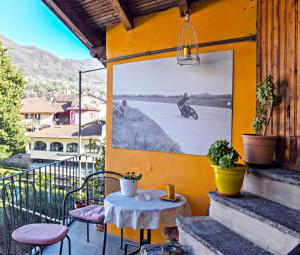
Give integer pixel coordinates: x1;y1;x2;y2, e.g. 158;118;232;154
74;199;94;209
242;75;281;166
207;139;248;197
73;192;94;209
120;172;142;196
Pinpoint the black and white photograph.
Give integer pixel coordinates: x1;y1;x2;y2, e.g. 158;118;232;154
112;50;233;155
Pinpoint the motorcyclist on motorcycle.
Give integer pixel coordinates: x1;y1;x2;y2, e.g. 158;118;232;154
177;93;199;120
177;92;190;114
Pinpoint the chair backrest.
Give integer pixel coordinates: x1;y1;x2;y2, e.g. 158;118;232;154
85;171;123;203
104;176;121;195
63;171;123;225
2;179;36;233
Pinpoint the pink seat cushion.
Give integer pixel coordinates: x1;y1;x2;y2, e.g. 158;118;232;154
12;224;68;246
69;205;105;223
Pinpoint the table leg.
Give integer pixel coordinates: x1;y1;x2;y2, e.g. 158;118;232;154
147;229;151;244
124;229;152;255
140;229;144;244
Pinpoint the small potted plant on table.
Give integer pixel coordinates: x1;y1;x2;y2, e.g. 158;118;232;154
208;139;248;197
242;75;281;166
120;172;142;196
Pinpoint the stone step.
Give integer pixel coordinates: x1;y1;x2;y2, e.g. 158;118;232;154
209;192;300;255
244;168;300;210
177;216;272;255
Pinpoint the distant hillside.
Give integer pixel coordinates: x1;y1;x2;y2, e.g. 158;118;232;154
0;34;105;99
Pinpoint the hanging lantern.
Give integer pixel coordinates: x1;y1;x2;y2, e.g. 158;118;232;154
176;9;200;66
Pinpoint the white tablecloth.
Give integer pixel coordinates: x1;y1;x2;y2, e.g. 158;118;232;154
104;189;191;230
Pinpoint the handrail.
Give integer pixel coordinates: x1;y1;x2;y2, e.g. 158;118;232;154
0;155;78;181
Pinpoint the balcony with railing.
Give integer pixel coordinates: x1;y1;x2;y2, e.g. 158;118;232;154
0;156;122;255
0;154;142;255
0;157;77;254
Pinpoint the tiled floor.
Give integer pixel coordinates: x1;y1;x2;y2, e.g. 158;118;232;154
44;222;138;255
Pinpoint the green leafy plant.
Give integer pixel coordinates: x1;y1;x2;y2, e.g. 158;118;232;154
253;75;281;135
87;138;101;154
123;172;142;181
95;139;105;171
207;139;241;168
0;42;28;160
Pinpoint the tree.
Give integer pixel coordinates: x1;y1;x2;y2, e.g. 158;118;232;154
0;42;27;160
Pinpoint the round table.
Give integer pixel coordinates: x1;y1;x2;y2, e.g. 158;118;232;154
104;189;191;255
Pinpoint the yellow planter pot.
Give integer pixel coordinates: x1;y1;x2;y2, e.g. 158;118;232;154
212;165;248;197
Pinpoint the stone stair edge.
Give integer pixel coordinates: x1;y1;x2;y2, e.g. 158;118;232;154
209;191;300;239
177;216;220;254
247;168;300;186
177;216;272;255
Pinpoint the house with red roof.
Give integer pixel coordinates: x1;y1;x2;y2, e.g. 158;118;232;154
54;95;106;125
21;95;106;131
21;97;56;131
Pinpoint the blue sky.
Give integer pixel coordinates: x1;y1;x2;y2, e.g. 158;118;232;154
0;0;91;60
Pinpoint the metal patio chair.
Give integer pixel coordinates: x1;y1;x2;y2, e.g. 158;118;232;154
2;179;71;255
62;171;124;255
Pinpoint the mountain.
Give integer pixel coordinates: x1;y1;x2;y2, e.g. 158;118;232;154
0;34;105;99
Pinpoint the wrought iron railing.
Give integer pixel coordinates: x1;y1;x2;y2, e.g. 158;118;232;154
0;155;97;255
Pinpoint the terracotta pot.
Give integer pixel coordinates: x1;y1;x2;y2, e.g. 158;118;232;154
242;134;277;166
96;224;105;232
74;200;94;209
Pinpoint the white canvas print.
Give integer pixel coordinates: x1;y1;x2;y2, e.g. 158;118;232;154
112;50;233;155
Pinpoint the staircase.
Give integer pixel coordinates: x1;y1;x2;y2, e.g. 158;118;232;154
177;168;300;255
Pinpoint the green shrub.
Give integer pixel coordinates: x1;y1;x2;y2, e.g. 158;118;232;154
253;75;281;135
207;139;240;168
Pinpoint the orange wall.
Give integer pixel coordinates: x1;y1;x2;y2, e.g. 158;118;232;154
105;0;257;242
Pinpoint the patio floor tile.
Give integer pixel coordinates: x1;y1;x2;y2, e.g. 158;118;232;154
43;221;138;255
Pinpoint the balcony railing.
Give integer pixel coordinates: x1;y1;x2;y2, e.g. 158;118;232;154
0;155;97;255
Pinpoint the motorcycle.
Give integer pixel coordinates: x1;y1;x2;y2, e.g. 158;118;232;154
179;103;198;120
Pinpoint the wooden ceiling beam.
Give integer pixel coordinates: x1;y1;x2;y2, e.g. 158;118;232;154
177;0;189;17
42;0;104;49
109;0;133;30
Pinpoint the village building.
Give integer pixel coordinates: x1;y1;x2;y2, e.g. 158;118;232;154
54;95;106;125
20;97;56;131
27;121;103;161
21;95;105;131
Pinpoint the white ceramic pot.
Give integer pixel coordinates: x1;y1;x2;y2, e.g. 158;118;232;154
120;178;138;196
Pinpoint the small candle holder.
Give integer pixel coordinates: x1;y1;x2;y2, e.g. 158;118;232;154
167;184;175;200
